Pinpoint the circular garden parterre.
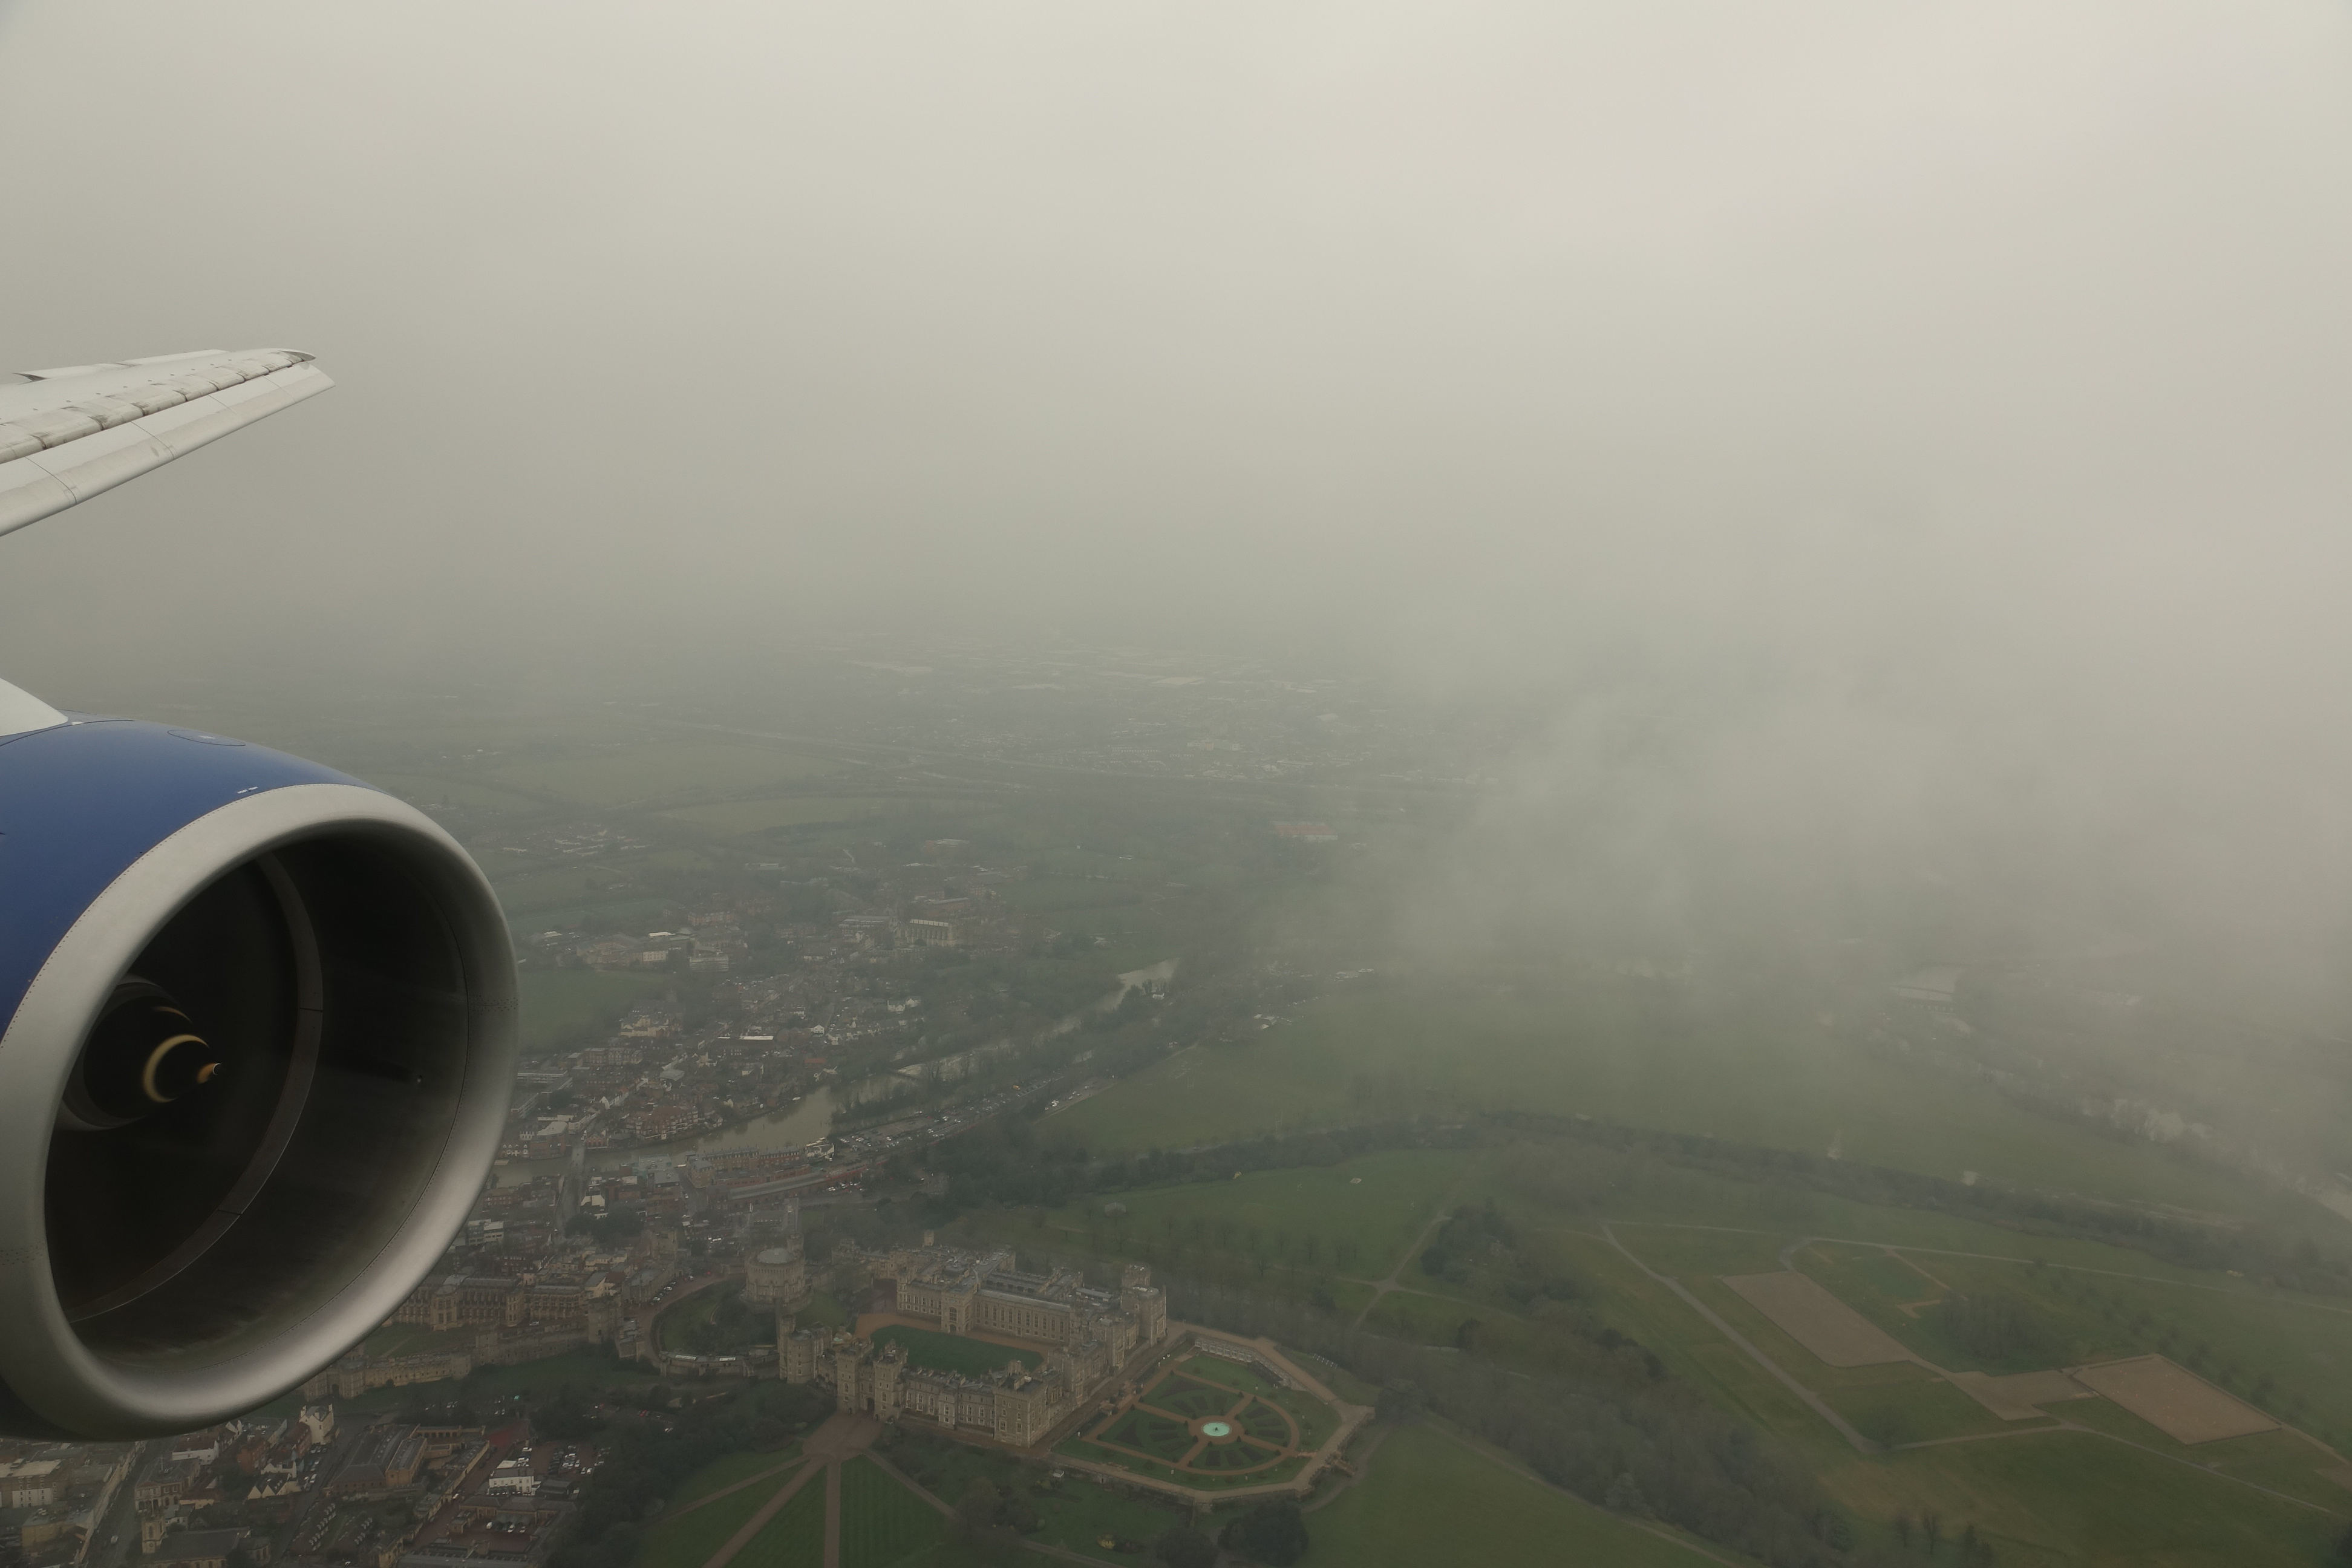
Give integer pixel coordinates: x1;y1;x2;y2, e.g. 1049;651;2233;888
1070;1351;1327;1480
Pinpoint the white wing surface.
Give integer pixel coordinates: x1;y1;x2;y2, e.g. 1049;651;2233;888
0;349;332;540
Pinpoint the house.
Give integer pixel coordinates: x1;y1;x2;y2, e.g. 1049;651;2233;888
0;1459;59;1508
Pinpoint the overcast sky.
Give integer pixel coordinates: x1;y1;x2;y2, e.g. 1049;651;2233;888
5;2;2352;1005
1;3;2344;673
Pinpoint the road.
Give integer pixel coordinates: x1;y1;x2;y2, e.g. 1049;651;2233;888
1351;1170;1471;1328
82;1443;149;1568
1599;1224;1880;1454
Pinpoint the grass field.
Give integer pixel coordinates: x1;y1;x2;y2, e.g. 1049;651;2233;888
839;1457;947;1568
1099;1405;1196;1461
1054;1428;1312;1491
1299;1422;1725;1567
631;1463;805;1568
985;1146;1469;1284
1826;1429;2343;1566
1048;991;2345;1239
799;1292;852;1331
871;1325;1042;1380
670;1449;805;1508
492;743;846;804
2054;1397;2350;1514
1824;1376;2023;1448
661;1287;734;1354
877;1434;1190;1564
1530;1226;2352;1558
736;1472;828;1568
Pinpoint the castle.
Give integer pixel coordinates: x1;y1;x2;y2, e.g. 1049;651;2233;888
743;1197;812;1312
872;1246;1166;1353
817;1246;1168;1445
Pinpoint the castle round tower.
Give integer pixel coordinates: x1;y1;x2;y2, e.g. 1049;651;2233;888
743;1198;811;1316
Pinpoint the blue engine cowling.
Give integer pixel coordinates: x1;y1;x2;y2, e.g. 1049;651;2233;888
0;716;514;1437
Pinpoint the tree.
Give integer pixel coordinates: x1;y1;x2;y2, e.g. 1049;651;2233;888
1153;1523;1217;1568
1376;1379;1424;1423
955;1478;1003;1537
1220;1500;1308;1566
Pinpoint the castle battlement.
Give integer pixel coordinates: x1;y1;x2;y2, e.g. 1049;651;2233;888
829;1249;1169;1446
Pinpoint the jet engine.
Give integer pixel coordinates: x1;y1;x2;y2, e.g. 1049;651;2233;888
0;710;516;1437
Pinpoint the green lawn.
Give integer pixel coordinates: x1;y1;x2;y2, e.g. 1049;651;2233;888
875;1436;1191;1565
1173;1356;1339;1450
736;1472;828;1568
1823;1377;2024;1449
1828;1428;2344;1566
797;1291;852;1332
670;1449;805;1509
662;1285;730;1354
1053;1432;1310;1491
632;1463;806;1568
989;1147;1471;1285
1301;1422;1724;1567
838;1457;948;1568
872;1325;1042;1380
1099;1406;1196;1461
2055;1397;2351;1514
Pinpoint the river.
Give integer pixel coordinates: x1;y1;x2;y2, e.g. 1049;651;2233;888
495;1079;860;1186
496;956;1175;1188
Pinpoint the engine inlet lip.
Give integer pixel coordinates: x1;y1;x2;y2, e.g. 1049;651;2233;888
0;783;515;1438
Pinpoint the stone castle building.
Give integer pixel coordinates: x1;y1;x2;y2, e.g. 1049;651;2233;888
392;1275;584;1332
872;1248;1166;1352
832;1338;1068;1444
825;1248;1168;1445
744;1199;811;1314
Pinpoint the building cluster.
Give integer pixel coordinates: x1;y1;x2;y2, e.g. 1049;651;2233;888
292;1414;580;1568
109;1403;586;1568
0;1443;137;1568
811;1244;1167;1448
112;1408;336;1568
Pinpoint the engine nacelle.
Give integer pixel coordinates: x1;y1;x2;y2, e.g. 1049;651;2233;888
0;715;515;1437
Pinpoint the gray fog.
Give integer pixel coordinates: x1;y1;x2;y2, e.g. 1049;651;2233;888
5;2;2352;1015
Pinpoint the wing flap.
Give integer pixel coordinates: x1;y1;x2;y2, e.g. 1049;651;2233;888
0;350;331;540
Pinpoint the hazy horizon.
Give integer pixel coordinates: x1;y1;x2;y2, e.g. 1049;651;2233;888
6;1;2352;1025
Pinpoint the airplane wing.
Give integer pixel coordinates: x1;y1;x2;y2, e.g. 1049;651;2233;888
0;349;332;540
